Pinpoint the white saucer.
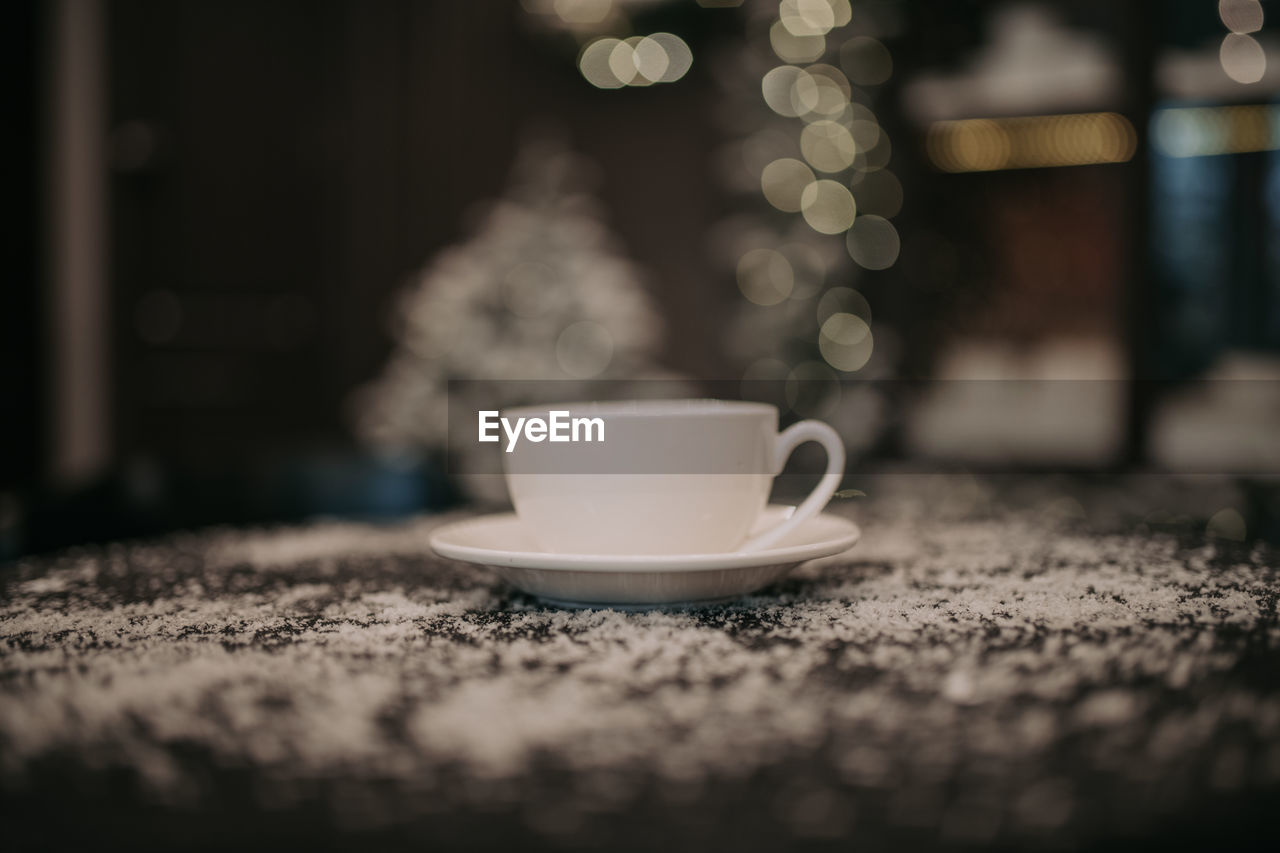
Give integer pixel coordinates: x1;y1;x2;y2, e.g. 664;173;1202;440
429;505;860;608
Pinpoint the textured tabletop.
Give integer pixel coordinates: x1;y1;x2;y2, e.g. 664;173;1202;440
2;476;1277;851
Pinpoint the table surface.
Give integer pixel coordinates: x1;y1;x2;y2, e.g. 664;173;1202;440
2;476;1277;851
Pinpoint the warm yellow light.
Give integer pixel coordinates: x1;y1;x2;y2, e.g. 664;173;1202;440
926;112;1137;173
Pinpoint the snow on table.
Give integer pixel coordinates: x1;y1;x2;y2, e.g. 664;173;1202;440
1;477;1277;850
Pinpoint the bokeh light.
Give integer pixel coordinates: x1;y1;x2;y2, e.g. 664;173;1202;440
554;0;611;25
770;21;826;64
843;104;881;148
788;72;822;115
737;248;795;305
816;287;871;326
1206;506;1248;540
648;33;694;83
1220;33;1266;84
861;127;892;171
609;38;644;86
818;312;873;371
762;66;815;117
734;0;893;365
1219;0;1264;33
801;64;852;117
556;320;614;378
926;113;1136;172
800;120;857;172
927;119;1011;172
761;158;817;211
780;0;837;37
580;38;626;88
827;0;852;27
800;179;857;234
845;215;900;270
631;36;669;84
579;32;692;88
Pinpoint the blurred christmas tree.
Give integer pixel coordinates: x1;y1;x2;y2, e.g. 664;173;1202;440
352;133;668;499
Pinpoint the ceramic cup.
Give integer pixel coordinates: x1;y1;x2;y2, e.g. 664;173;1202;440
501;399;845;555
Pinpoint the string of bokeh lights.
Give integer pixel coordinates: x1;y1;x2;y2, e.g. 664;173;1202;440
522;0;697;88
1218;0;1266;84
580;33;694;88
743;0;897;378
541;1;895;380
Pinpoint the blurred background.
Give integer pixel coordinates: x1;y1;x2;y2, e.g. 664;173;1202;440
5;0;1280;557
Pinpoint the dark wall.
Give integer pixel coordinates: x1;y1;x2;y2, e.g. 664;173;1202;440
107;1;523;474
2;0;44;490
106;0;730;481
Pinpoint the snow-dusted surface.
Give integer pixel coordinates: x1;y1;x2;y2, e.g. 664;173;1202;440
2;477;1277;849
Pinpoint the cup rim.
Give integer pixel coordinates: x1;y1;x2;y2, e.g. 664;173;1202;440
502;398;776;419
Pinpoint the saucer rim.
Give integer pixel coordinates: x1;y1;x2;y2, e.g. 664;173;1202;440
429;505;860;573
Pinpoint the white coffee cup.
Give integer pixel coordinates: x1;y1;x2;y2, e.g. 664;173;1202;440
501;399;845;555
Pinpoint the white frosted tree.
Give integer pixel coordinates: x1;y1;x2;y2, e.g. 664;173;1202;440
351;134;670;500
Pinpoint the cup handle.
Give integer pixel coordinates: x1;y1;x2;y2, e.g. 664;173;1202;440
738;419;846;553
